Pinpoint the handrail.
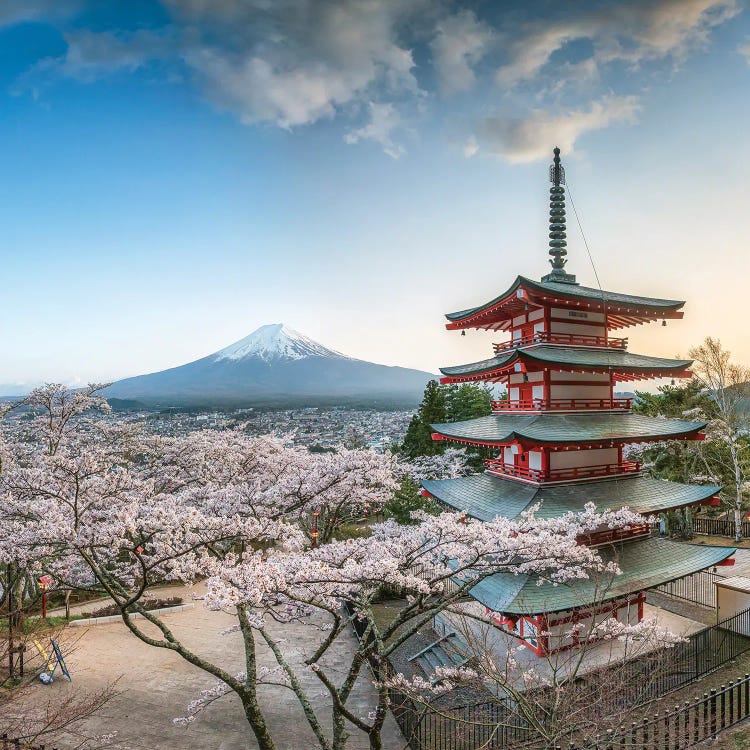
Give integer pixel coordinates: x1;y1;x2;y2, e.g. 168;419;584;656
485;459;642;483
493;331;627;352
491;397;632;412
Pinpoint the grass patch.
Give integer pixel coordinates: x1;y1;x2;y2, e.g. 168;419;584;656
332;523;372;541
80;596;182;618
0;614;83;632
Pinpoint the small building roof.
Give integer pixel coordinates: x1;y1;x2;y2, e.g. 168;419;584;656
439;346;692;383
421;473;720;521
429;412;706;446
465;538;734;615
445;276;685;331
715;577;750;594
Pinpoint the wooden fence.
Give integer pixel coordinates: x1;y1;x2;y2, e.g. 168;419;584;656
693;516;748;538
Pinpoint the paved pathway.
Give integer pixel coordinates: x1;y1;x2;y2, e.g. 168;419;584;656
19;584;404;750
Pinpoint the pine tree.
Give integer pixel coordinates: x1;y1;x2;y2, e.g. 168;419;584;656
401;380;447;458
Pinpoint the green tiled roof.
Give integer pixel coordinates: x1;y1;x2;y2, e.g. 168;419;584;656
440;346;692;378
422;473;720;521
466;538;734;615
430;413;706;444
445;276;685;322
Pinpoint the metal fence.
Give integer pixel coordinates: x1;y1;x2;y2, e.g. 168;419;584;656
565;673;750;750
653;569;725;609
613;603;750;703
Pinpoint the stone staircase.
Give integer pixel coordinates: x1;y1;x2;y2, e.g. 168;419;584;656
408;631;470;683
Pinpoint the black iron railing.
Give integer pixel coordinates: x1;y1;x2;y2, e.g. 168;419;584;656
653;569;726;609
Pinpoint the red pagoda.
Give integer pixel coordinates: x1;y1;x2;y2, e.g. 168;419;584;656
421;147;735;657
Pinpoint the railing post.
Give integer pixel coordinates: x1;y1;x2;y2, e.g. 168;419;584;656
710;689;718;736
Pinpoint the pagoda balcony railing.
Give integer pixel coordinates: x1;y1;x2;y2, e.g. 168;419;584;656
491;397;633;412
484;459;643;484
493;331;627;353
577;524;651;547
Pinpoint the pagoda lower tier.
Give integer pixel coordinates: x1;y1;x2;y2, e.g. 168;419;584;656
421;473;721;522
464;537;734;616
453;537;735;656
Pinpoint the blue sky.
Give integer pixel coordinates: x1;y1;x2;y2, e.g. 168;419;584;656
1;0;749;387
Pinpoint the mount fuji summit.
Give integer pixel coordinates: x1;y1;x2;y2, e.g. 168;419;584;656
104;324;434;407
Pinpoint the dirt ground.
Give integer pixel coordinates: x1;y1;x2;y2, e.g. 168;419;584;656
6;583;404;750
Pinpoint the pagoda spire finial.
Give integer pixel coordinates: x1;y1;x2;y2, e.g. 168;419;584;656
542;146;577;284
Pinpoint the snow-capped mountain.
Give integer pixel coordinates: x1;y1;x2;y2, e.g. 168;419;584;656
104;324;433;407
214;323;344;362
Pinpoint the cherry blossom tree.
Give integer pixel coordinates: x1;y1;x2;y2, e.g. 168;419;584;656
689;337;750;541
0;384;672;750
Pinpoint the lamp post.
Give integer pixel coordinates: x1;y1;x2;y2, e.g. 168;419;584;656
38;575;52;619
312;510;319;549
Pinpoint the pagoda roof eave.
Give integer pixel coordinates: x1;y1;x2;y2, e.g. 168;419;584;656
429;413;707;446
421;473;720;522
463;538;734;615
439;346;693;383
445;276;686;331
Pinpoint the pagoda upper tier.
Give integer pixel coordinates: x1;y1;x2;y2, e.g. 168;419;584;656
445;275;685;332
439;346;692;385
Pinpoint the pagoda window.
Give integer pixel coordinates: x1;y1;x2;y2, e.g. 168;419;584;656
528;450;543;472
509;371;543;384
528;308;545;322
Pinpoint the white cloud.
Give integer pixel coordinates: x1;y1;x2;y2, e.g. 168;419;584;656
344;102;405;158
13;29;173;95
7;0;740;161
170;0;421;128
496;0;739;87
0;0;80;28
431;10;493;94
740;39;750;62
476;95;641;163
463;133;479;158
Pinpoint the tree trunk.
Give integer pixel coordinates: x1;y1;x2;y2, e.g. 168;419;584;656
735;506;743;543
729;437;743;542
241;695;276;750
